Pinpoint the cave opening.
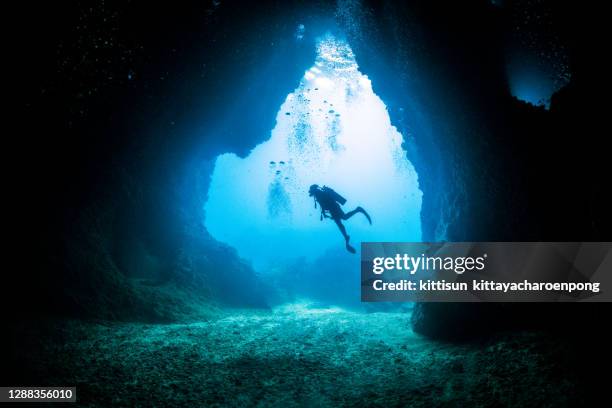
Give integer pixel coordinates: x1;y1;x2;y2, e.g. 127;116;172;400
203;34;423;303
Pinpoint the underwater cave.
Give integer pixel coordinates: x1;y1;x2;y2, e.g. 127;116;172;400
10;0;610;406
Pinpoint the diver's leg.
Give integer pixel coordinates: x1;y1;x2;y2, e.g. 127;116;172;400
342;207;372;224
334;218;349;242
334;218;355;253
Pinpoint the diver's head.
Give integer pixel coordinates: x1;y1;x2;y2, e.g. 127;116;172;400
308;184;320;197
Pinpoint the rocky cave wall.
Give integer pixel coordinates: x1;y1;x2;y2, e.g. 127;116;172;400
339;0;609;339
18;0;336;321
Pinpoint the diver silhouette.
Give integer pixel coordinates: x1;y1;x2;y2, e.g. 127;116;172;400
308;184;372;253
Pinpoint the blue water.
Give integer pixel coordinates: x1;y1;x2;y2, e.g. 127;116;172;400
204;36;422;293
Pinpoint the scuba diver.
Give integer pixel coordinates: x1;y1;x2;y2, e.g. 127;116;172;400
308;184;372;253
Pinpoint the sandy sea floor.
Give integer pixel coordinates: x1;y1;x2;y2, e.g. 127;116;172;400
11;303;585;407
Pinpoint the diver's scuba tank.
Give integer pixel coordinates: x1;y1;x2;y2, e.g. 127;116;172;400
322;186;347;205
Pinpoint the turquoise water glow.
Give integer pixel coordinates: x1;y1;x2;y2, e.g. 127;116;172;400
205;35;422;270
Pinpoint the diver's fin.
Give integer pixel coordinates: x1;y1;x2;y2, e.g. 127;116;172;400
357;206;372;225
346;243;356;254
